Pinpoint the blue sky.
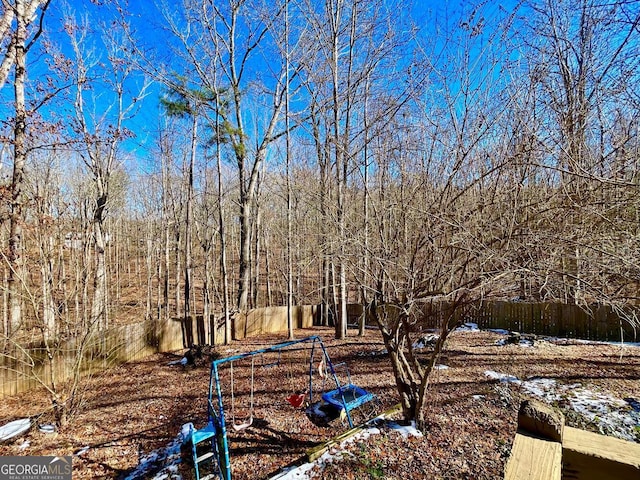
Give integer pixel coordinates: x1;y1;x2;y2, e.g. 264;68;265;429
0;0;524;178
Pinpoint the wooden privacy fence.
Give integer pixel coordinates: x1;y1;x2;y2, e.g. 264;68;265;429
388;301;636;342
0;305;320;399
233;305;318;340
346;300;638;342
4;301;630;399
180;305;319;346
0;317;184;398
473;301;638;342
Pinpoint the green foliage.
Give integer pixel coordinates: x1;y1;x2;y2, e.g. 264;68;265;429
160;75;220;119
159;95;191;118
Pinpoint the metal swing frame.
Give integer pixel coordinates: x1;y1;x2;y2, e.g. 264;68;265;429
203;335;375;480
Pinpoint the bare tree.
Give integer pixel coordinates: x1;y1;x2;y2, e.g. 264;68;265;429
67;14;148;330
360;2;523;428
160;81;210;337
152;0;294;320
523;0;640;303
2;0;51;335
299;0;411;338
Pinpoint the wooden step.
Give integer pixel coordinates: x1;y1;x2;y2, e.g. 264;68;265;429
562;426;640;480
504;431;562;480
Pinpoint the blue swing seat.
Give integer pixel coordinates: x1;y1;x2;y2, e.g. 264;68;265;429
321;384;376;412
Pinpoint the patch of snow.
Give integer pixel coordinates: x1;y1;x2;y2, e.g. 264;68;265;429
486;371;640;442
270;426;382;480
548;337;640;347
356;349;387;357
340;426;381;446
75;446;90;456
487;328;511;335
434;364;449;370
124;423;192;480
387;421;423;439
270;421;422;479
270;462;315;479
519;378;560;400
484;370;520;384
457;322;480;332
38;424;55;433
494;335;535;348
167;358;188;366
472;395;485;401
18;440;29;451
413;334;439;349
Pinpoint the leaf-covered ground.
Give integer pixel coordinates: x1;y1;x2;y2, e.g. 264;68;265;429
1;326;639;479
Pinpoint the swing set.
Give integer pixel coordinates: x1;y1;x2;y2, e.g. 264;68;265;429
190;335;378;480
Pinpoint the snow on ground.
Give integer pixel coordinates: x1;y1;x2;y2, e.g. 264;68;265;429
486;328;511;335
484;370;520;384
270;426;380;480
484;325;640;349
356;349;387;357
386;420;423;439
124;423;192;480
413;334;439;349
494;337;534;347
75;445;90;456
456;322;480;332
484;370;640;442
573;338;640;347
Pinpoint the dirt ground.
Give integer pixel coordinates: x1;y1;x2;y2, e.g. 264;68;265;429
1;326;639;479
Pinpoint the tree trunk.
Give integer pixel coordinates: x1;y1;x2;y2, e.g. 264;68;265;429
91;191;108;329
7;0;28;334
237;199;251;312
285;1;294;339
184;114;197;325
215;114;231;345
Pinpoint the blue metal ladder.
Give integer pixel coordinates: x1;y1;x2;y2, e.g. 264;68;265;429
191;401;224;480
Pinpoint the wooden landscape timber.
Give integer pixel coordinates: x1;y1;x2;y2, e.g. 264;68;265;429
505;433;563;480
505;400;640;480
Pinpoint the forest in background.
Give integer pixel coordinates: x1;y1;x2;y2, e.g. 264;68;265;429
1;0;639;424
